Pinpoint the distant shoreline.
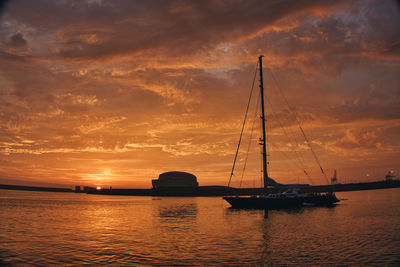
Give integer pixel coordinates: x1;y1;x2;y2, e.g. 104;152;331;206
1;180;399;196
0;184;73;193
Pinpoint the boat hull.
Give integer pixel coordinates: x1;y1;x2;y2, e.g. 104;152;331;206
301;193;340;206
223;193;340;209
223;196;303;209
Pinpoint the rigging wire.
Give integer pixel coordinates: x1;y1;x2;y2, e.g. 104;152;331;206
239;89;261;188
267;98;311;180
228;62;259;187
267;68;329;184
264;84;314;185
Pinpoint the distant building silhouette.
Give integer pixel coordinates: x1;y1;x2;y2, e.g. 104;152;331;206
83;186;96;192
385;171;395;181
152;171;199;189
331;170;338;184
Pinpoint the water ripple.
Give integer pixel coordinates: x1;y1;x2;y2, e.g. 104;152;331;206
1;189;400;265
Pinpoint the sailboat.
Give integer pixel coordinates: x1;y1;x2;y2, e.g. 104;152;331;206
223;56;339;209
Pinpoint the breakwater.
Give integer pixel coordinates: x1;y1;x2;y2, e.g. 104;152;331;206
1;179;399;196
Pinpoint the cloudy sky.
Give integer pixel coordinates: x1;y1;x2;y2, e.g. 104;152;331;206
0;0;399;188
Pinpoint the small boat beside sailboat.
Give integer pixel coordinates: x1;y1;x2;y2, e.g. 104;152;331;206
223;56;340;209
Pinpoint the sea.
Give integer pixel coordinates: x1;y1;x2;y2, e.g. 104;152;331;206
1;188;399;266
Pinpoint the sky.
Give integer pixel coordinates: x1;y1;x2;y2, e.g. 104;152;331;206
0;0;399;188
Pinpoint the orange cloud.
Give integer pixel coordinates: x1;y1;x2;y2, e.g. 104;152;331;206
0;0;399;188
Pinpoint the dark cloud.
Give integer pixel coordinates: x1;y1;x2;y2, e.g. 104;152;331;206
1;0;352;61
8;32;26;47
329;102;400;123
0;0;11;16
382;42;400;58
246;0;400;76
0;50;32;63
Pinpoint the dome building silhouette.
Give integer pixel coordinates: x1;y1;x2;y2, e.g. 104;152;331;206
152;171;198;189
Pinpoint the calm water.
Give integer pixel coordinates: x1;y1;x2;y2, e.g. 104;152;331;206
1;188;399;266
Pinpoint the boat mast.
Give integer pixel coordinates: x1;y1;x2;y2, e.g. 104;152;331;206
259;55;268;193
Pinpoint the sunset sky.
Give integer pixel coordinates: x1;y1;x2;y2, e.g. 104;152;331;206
0;0;399;188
